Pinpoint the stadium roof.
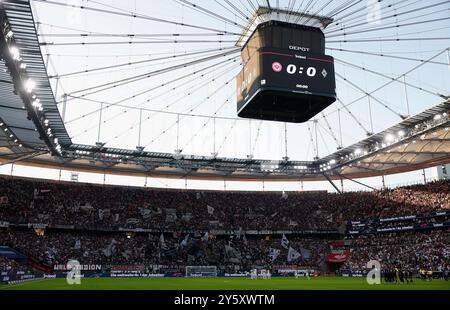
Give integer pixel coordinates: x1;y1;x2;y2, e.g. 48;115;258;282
0;0;449;182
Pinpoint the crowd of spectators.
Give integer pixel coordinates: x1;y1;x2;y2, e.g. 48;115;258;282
0;231;329;272
1;229;447;274
0;176;449;273
0;257;26;273
0;176;449;231
341;231;450;273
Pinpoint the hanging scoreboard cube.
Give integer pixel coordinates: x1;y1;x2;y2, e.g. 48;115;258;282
236;21;336;123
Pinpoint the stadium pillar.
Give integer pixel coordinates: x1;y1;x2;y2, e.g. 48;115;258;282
324;174;341;194
314;120;319;160
447;49;450;71
403;76;410;117
97;102;103;143
422;169;427;184
338;174;377;191
138;108;143;148
54;77;60;103
10;163;14;176
340;179;344;192
382;175;386;189
62;94;67;123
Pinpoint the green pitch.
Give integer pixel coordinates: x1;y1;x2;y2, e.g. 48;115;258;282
1;277;449;290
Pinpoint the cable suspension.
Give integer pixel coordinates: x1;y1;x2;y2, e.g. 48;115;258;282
67;49;239;96
306;122;318;160
327;37;450;44
181;91;235;151
173;0;247;29
251;120;263;156
51;47;238;78
336;73;406;119
66;58;240;125
321;48;450;121
33;0;241;35
321;113;342;149
141;77;236;149
326;0;415;31
336;98;371;136
213;0;249;24
225;0;251;20
216;119;239;155
327;16;450;38
335;58;449;99
326;47;448;66
39;33;239;38
326;0;362;19
99;72;238;144
326;1;449;35
40;39;237;46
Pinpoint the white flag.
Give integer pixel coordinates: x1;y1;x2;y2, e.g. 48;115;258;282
207;205;215;215
236;227;243;239
181;234;189;247
243;234;248;245
102;239;117;257
160;233;167;250
281;234;290;249
201;232;209;242
74;239;81;250
287;246;302;262
269;248;280;262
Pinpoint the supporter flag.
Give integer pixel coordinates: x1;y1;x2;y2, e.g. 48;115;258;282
98;209;110;220
201;232;209;242
160;233;167;250
207;205;215;215
287;246;301;262
0;196;8;205
300;248;311;260
281;234;290;249
103;239;117;257
34;188;51;199
225;243;241;263
236;227;243;239
269;248;280;262
74;239;81;250
181;234;189;248
139;208;152;219
243;234;248;245
289;220;298;226
326;214;333;223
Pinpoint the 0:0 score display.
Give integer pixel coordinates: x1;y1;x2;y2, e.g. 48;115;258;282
272;62;317;77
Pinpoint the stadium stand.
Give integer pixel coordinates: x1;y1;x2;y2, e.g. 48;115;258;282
0;176;449;277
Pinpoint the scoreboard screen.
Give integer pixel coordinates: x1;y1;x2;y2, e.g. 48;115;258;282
261;48;335;97
236;21;336;123
237;47;336;123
